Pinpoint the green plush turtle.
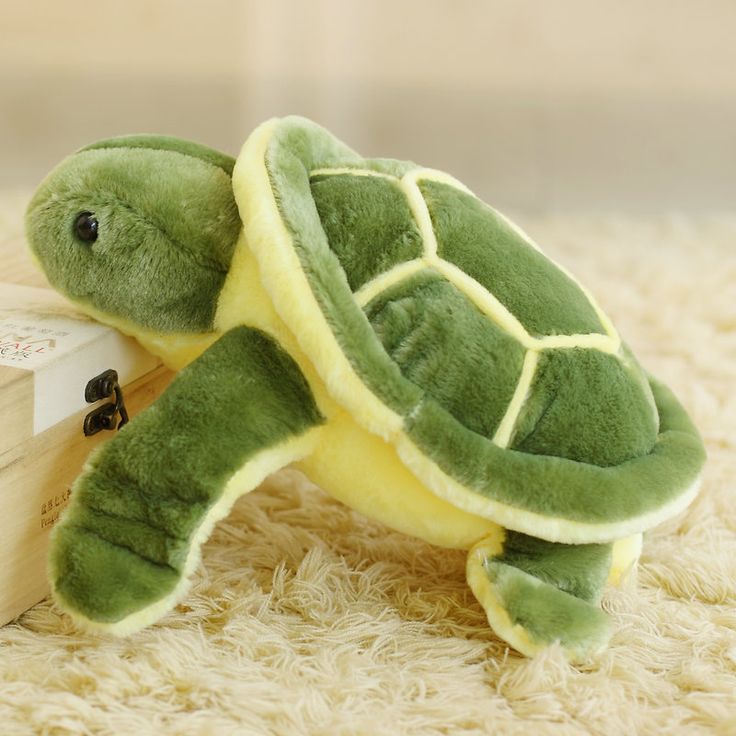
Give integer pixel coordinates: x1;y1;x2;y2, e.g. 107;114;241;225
25;116;705;660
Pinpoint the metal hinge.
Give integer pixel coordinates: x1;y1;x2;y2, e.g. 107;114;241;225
83;369;129;436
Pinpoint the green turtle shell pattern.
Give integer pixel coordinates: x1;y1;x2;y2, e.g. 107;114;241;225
309;169;659;469
234;117;705;538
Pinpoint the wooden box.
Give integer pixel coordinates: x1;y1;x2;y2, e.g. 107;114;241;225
0;283;173;625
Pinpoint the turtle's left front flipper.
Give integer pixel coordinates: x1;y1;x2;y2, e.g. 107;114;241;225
49;326;324;635
467;530;614;661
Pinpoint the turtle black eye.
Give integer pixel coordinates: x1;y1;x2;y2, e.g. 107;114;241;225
74;212;98;243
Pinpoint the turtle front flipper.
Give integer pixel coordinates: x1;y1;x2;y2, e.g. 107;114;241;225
49;326;324;635
467;530;614;661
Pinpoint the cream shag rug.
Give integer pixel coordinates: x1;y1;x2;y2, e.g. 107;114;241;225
1;192;734;735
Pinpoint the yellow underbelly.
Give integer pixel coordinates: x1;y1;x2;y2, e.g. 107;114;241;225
296;413;641;580
294;411;501;550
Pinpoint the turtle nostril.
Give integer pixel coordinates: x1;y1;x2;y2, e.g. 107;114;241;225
74;212;99;243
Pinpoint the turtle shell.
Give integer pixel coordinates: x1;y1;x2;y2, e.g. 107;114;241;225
225;116;705;544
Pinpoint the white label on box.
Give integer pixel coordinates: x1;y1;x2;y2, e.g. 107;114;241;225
0;311;108;369
0;283;160;435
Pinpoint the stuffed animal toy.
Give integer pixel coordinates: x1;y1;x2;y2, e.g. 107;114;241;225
25;116;706;660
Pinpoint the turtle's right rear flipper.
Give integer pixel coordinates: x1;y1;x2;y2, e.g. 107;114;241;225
467;530;613;661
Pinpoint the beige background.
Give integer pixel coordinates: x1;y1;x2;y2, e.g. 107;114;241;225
1;4;735;732
1;0;735;212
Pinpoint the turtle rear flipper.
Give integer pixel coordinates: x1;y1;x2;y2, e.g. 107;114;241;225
467;531;614;661
49;327;324;635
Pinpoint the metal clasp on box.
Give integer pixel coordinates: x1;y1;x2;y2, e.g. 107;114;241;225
83;369;129;436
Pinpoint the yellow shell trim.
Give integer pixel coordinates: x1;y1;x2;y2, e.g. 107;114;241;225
219;119;402;439
492;349;540;448
395;431;703;544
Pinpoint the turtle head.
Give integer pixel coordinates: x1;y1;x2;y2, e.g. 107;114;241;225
25;136;241;340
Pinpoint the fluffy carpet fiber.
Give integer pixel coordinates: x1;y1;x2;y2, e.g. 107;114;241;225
0;192;734;735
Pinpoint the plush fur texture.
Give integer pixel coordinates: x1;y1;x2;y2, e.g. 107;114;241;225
50;327;323;625
466;530;615;659
364;269;526;439
296;411;502;550
24;117;706;659
494;531;613;604
406;376;703;526
82;134;237;176
25;142;241;332
511;346;658;465
419;180;606;337
240;117;704;536
311;172;424;291
482;561;611;652
5;194;732;731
